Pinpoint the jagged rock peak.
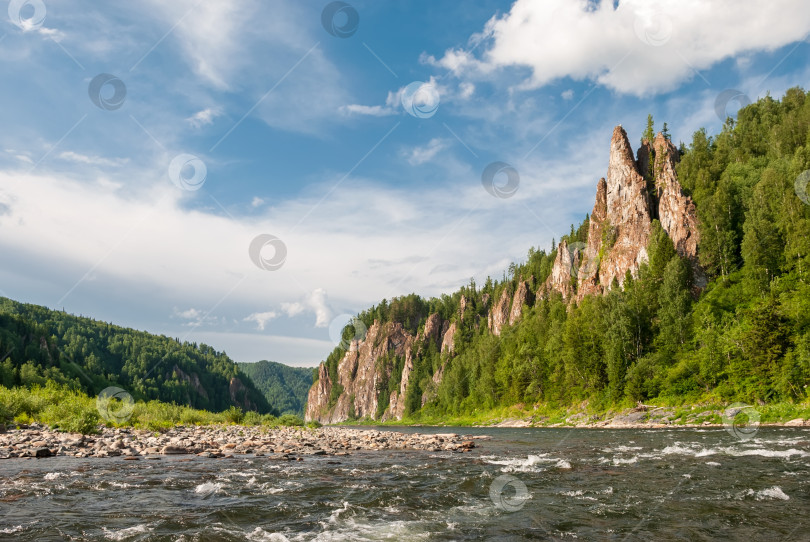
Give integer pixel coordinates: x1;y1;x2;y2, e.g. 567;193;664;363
609;125;639;173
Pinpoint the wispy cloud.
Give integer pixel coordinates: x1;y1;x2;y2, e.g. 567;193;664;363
404;138;449;165
186;107;222;128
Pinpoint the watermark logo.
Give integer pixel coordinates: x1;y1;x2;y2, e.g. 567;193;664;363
401;81;440;118
489;474;529;512
249;234;287;271
633;6;672;47
168;154;207;191
722;402;760;441
328;313;368;349
96;387;135;424
88;73;127;111
481;162;519;199
794;170;810;205
8;0;45;30
714;89;751;122
321;1;359;38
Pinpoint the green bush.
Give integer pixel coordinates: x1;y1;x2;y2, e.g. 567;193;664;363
278;414;304;427
224;406;244;424
242;410;263;425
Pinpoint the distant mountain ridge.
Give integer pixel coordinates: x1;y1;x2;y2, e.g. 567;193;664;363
0;297;272;414
238;361;313;416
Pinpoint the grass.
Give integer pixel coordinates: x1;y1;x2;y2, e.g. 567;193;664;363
0;382;305;434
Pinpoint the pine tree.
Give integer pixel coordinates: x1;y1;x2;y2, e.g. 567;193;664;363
642;114;655;144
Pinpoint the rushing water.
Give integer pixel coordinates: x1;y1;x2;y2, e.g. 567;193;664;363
0;426;808;541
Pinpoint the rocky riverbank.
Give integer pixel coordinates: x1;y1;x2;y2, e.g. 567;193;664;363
0;424;479;460
492;406;809;429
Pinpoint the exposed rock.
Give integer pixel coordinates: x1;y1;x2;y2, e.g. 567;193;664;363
598;125;653;289
441;321;457;354
784;418;806;426
423;313;443;347
459;295;469;320
34;447;52;458
509;280;534;325
488;288;512;336
576;178;608;300
544;126;703;302
306;320;415;423
651;132;706;288
545;240;579;300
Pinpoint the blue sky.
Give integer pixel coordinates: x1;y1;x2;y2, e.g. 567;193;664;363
1;0;808;366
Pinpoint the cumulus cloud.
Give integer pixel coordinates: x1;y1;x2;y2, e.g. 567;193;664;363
282;288;331;327
427;0;810;95
243;310;277;330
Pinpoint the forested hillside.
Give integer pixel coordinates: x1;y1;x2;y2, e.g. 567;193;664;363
238;360;313;416
308;88;810;422
0;298;273;414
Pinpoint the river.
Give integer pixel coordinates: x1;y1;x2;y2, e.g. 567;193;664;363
0;426;807;541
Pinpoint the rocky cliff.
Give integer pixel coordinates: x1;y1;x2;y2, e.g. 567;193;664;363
305;125;704;423
543;126;703;301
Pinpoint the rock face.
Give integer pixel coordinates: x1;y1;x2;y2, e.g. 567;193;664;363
487;288;512;336
599;126;653;289
651;133;706;287
509;279;534;325
305;320;414;424
441;321;457;354
546;240;580;300
543;126;704;301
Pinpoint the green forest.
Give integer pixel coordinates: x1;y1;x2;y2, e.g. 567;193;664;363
0;297;273;414
320;87;810;419
238;360;313;416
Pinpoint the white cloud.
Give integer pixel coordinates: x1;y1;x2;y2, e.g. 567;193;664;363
251;197;265;208
173;307;221;327
404;138;449;166
340;104;397;117
186;107;222;128
459;82;475;99
243;310;277;330
561;89;574;100
282;288;331;327
58;151;129;167
429;0;810;95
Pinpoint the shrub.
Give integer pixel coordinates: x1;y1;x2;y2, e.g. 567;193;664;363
278;414;304;427
224;406;244;424
242;410;263;426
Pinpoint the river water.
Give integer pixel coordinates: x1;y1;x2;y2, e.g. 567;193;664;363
0;426;807;541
